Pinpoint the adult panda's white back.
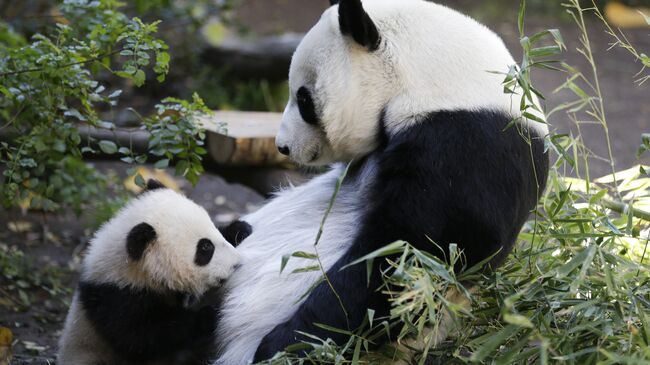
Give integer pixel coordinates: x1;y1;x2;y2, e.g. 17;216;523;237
215;166;360;364
375;0;545;131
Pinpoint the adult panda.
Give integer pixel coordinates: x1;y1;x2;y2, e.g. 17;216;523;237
216;0;549;363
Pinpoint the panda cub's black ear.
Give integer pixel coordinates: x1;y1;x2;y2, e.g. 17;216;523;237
126;222;157;261
218;220;252;247
337;0;380;51
145;179;167;191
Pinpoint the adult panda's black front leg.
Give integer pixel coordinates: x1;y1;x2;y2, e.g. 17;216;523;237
253;240;391;361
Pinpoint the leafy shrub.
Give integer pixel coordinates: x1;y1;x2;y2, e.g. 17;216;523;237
0;243;70;310
0;0;213;213
141;94;211;185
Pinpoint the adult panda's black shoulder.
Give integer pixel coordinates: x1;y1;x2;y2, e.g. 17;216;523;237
216;0;549;363
58;180;247;365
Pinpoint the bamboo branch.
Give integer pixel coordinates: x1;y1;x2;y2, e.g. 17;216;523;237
602;198;650;222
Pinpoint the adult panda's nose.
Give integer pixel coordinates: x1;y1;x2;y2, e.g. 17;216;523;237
277;145;290;156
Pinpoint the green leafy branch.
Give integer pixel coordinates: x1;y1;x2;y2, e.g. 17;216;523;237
0;0;198;212
113;17;169;86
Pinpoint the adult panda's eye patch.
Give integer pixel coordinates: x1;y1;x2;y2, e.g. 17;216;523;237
195;239;215;266
296;86;319;125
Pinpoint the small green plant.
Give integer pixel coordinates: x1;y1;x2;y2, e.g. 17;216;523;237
196;72;290;112
0;243;71;311
141;93;211;185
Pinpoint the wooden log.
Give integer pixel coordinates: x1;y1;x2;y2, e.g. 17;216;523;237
77;126;151;153
0;111;289;167
198;111;288;166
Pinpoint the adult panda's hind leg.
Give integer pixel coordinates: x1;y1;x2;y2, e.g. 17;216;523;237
387;287;476;365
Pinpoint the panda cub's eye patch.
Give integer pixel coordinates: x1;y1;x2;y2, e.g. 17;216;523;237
296;86;319;125
195;239;215;266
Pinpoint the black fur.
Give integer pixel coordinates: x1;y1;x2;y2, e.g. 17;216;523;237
376;107;390;148
297;87;319;125
338;0;380;51
79;282;216;365
126;222;156;261
195;239;215;266
254;109;549;360
330;0;339;5
145;179;167;191
218;220;253;246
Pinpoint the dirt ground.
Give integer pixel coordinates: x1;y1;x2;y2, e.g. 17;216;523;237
1;1;649;363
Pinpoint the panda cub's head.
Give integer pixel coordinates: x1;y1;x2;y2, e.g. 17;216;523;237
277;0;544;166
82;180;240;297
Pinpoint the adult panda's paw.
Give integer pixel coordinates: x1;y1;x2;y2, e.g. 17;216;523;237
252;337;276;363
218;220;252;246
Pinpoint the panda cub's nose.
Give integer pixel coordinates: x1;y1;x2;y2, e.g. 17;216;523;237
277;145;290;156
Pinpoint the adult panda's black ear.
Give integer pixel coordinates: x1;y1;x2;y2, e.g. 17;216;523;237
145;179;166;191
126;222;157;261
337;0;380;51
330;0;339;5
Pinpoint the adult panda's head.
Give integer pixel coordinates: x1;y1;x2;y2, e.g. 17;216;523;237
276;0;547;166
82;180;240;297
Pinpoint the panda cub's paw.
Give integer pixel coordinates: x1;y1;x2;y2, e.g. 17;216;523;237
195;305;217;335
218;220;252;246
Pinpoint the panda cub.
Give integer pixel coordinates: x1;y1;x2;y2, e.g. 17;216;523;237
58;179;251;365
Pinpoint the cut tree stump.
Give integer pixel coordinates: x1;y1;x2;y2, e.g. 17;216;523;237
198;111;288;166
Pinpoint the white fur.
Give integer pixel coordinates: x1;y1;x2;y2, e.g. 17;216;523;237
216;165;366;364
81;189;239;295
57;293;119;365
219;1;547;363
58;189;239;365
276;0;547;165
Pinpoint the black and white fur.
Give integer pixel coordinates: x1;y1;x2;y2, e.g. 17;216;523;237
216;0;549;363
58;180;247;365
